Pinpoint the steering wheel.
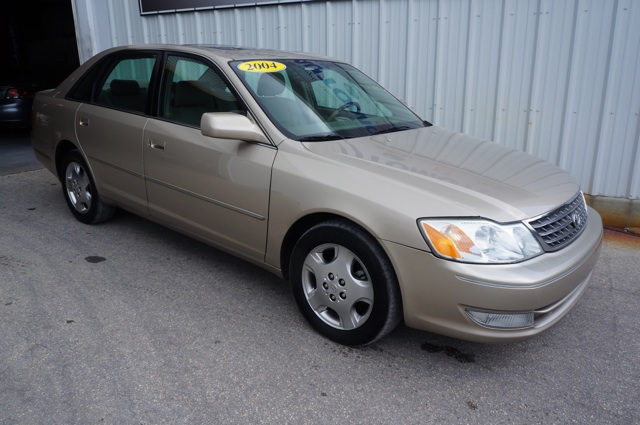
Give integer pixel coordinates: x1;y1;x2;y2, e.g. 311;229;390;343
328;101;361;121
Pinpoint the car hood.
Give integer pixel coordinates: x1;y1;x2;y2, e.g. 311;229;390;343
302;126;580;221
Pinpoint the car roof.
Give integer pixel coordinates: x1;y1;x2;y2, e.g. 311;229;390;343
109;44;335;62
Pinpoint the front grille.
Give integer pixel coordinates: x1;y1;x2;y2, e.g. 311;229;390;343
527;192;588;252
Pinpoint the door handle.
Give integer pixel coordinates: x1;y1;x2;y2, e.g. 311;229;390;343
149;138;166;151
79;117;89;126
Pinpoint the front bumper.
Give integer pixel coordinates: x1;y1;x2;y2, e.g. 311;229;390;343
382;207;603;343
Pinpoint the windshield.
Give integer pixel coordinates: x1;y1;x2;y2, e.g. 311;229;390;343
230;59;426;140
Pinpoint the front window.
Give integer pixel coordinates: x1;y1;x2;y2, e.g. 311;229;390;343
231;59;426;140
160;55;245;127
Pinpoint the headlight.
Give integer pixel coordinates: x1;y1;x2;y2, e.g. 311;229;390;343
418;218;543;264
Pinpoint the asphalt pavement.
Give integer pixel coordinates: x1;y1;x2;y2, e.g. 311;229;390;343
0;129;42;176
1;141;639;424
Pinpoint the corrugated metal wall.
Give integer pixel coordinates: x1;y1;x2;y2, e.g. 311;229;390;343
71;0;640;199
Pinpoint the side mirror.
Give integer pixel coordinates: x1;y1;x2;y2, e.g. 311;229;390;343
200;112;269;144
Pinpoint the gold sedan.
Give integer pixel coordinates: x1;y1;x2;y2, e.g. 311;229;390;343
32;45;602;345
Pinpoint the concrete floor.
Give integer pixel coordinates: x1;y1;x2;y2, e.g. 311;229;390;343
0;128;42;176
1;130;638;424
1;168;639;424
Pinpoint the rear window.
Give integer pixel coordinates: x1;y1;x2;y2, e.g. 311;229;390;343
67;54;158;114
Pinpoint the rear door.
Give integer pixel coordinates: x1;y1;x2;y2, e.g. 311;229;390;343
143;53;277;261
74;52;159;216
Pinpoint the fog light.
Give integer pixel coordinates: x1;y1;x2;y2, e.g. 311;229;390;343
466;309;534;329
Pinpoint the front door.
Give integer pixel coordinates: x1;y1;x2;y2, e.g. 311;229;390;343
143;54;276;261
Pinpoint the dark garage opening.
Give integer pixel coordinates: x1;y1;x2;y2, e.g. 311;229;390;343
1;0;77;171
1;0;79;90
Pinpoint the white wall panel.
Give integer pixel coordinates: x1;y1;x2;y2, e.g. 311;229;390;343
594;0;640;198
72;0;640;199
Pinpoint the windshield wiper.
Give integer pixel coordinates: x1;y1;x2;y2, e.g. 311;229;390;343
297;134;345;141
371;126;412;136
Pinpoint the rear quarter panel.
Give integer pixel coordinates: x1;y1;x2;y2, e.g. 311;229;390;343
31;90;80;177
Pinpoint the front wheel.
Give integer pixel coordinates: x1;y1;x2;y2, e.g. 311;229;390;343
290;219;402;346
60;150;115;224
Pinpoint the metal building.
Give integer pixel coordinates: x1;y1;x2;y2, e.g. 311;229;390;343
71;0;640;229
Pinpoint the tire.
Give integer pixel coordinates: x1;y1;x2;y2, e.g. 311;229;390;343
290;219;402;346
60;150;115;224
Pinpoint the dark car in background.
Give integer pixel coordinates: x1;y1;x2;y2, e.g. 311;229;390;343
0;69;39;128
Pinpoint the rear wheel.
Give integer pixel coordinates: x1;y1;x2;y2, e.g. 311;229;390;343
290;219;402;346
61;150;115;224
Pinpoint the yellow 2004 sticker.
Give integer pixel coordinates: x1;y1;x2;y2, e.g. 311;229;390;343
237;61;287;73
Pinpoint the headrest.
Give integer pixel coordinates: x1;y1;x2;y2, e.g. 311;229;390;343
174;81;211;107
257;72;286;97
110;79;140;96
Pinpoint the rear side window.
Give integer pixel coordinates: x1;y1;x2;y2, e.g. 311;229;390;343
94;56;157;114
67;55;158;112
